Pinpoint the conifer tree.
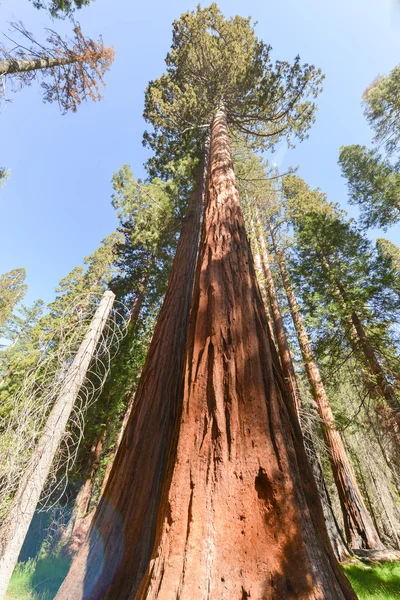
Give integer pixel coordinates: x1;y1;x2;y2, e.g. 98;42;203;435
283;176;400;443
338;145;400;229
363;65;400;159
0;300;45;400
0;22;114;113
338;64;400;229
57;6;358;599
376;238;400;296
0;269;27;329
30;0;92;19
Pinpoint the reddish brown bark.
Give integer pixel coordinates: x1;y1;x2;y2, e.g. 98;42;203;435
269;223;383;551
128;289;146;325
74;429;107;523
55;147;207;600
133;109;356;599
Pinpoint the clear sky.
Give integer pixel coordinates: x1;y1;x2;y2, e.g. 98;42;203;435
1;0;400;306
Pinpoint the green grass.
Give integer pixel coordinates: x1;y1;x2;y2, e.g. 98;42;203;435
5;555;400;599
6;554;71;600
343;561;400;599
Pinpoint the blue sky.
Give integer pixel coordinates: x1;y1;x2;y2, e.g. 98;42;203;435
1;0;400;306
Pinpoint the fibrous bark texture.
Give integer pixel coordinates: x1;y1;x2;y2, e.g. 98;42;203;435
134;110;356;599
269;225;383;551
55;154;206;600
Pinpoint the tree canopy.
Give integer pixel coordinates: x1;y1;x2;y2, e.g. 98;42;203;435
30;0;93;19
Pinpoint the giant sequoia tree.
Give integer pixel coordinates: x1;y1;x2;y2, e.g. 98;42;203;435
57;5;357;599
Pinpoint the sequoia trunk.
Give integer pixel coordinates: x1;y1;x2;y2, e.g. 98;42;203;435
269;223;383;551
134;109;356;599
56;148;207;600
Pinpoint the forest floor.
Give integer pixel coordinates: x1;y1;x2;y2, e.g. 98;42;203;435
5;556;400;599
5;554;71;600
343;561;400;599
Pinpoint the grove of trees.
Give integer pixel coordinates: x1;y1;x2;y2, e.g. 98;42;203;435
0;2;399;600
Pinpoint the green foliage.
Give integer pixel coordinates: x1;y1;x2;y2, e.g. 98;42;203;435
282;175;400;380
6;554;71;599
0;300;45;418
343;561;400;600
338;145;400;229
376;238;400;298
144;3;324;164
30;0;92;18
0;269;27;329
41;232;122;336
0;168;10;189
363;65;400;159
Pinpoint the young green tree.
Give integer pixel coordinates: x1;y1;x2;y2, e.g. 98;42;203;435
57;6;358;599
363;65;400;158
0;269;27;329
338;145;400;229
376;238;400;295
338;64;400;229
0;22;114;113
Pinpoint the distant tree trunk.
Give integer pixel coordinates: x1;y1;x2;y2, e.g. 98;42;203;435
268;223;383;551
0;291;115;600
70;427;108;532
128;289;145;325
0;56;74;76
133;108;356;599
254;217;300;413
251;217;349;561
55;142;209;600
251;230;278;346
337;281;399;432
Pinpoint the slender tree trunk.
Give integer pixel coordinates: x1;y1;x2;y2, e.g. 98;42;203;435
70;427;108;531
133;108;356;599
268;223;383;551
0;56;74;76
55;143;208;600
251;217;349;560
251;231;278;347
128;289;146;325
0;291;115;600
338;282;399;431
254;217;300;414
316;251;399;433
